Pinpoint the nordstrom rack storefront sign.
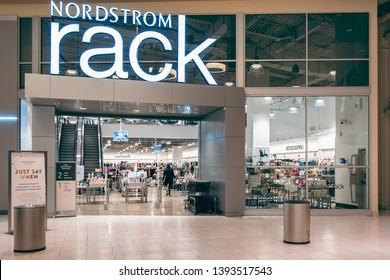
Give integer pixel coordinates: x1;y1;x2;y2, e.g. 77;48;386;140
50;1;218;85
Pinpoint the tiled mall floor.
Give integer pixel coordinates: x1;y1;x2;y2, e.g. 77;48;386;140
1;188;390;260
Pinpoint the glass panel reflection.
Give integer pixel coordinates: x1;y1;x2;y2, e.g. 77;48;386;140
308;13;369;59
20;64;32;89
307;96;369;166
245;167;287;209
20;18;32;63
246;14;306;60
246;61;305;87
308;61;368;87
307;167;369;209
42;61;236;86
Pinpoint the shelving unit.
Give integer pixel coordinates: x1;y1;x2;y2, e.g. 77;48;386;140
245;167;336;209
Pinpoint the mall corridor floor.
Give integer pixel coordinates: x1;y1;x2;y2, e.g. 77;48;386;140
1;213;390;260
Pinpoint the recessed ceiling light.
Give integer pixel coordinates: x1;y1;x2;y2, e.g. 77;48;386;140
80;107;87;110
133;109;140;113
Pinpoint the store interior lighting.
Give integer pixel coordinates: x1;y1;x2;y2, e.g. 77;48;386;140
159;67;177;80
249;63;265;76
205;62;226;73
314;97;326;107
224;81;235;87
288;106;298;114
292;64;300;73
328;70;336;81
289;98;299;114
65;69;78;76
263;97;273;104
269;110;275;118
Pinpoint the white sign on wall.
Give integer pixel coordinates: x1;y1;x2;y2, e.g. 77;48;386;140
8;151;47;233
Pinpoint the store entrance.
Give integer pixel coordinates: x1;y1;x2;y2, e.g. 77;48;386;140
59;115;200;216
25;74;245;217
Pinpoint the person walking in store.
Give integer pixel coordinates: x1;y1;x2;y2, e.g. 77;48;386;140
163;163;175;196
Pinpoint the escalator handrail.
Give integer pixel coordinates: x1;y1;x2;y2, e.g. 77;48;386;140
80;118;85;165
97;117;103;169
57;116;62;161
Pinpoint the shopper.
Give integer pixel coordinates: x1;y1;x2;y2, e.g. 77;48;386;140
163;163;175;196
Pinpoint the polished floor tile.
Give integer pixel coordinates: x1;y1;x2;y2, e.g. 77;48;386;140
1;213;390;260
1;187;390;260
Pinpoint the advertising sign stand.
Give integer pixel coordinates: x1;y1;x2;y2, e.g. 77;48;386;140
8;151;47;234
55;162;77;217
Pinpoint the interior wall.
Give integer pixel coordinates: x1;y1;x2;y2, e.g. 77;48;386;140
0;17;18;214
31;106;56;217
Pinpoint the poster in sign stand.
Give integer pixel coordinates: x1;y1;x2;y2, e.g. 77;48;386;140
55;162;77;217
8;151;47;233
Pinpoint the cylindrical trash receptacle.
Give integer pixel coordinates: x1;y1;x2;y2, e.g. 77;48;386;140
14;205;46;252
283;200;310;244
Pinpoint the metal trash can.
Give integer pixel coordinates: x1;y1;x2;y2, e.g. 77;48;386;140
283;200;310;244
14;205;46;252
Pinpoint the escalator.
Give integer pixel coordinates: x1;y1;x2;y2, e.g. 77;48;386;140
59;123;77;162
83;123;101;179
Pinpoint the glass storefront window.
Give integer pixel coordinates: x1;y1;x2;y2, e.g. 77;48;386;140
308;13;369;59
19;18;32;89
20;18;32;62
245;13;369;87
246;61;305;87
245;95;369;210
246;14;306;60
246;96;306;165
180;15;236;61
20;64;32;89
41;61;236;86
308;61;369;87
